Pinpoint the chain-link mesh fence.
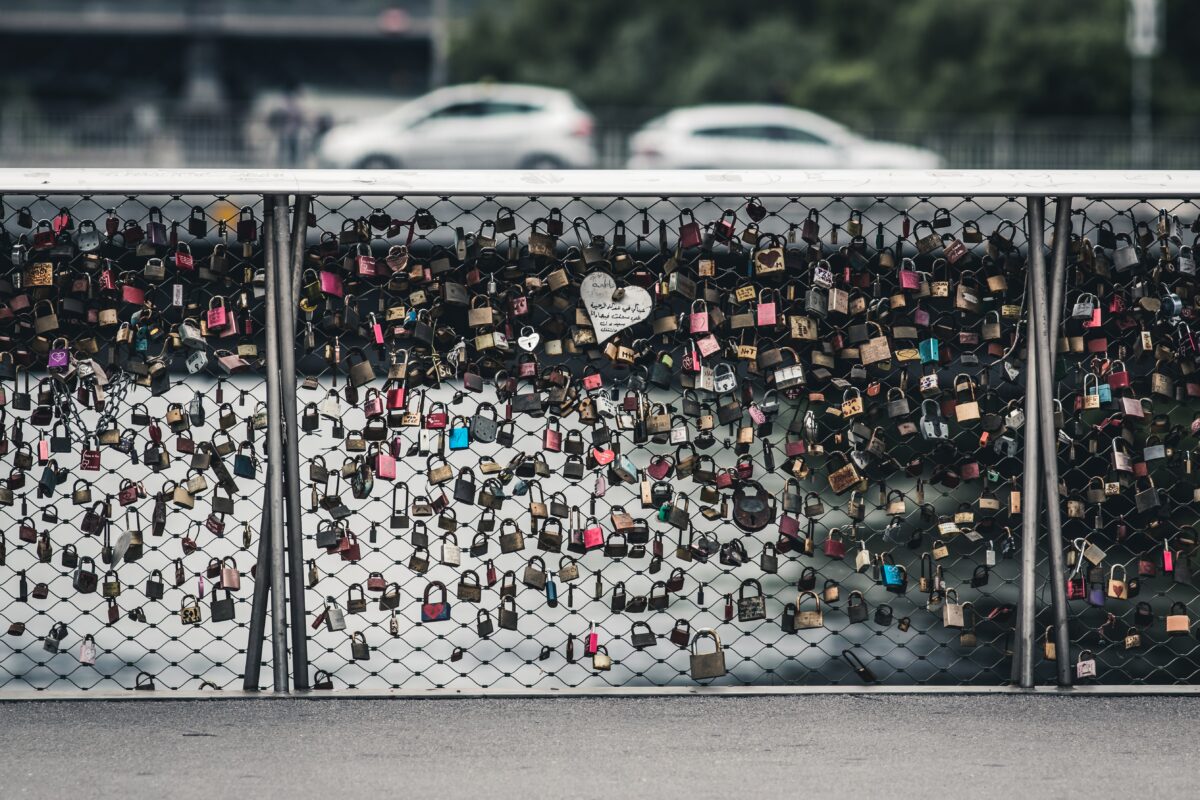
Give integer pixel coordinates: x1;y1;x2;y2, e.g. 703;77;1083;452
0;193;274;690
293;193;1045;689
1054;198;1200;685
19;176;1195;693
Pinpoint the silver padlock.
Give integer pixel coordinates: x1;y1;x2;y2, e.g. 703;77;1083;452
1112;234;1140;271
319;391;342;418
324;597;346;632
918;400;948;441
440;534;462;567
1076;650;1098;679
1179;245;1196;275
1161;292;1183;318
1070;293;1097;320
805;286;828;318
188;392;205;426
713;363;737;393
185;349;209;374
774;363;804;390
43;622;68;654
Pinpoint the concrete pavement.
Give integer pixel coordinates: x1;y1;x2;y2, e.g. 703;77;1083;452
1;695;1195;798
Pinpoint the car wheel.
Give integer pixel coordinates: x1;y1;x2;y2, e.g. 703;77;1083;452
356;155;401;169
520;155;568;170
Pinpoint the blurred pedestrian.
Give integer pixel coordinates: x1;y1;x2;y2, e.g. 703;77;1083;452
269;87;307;167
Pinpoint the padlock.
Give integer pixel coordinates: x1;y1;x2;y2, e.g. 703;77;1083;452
794;592;823;629
1075;650;1098;679
338;632;370;666
689;628;726;680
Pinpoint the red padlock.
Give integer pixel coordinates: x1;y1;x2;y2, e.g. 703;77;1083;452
583;520;604;551
1107;360;1130;389
679;210;702;249
713;209;736;242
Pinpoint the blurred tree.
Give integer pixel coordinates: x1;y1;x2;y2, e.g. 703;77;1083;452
450;0;1200;125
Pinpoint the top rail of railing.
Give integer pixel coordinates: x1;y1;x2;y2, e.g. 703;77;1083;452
1;169;1199;198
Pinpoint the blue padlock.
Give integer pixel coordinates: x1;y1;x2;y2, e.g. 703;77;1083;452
448;416;470;450
918;337;939;364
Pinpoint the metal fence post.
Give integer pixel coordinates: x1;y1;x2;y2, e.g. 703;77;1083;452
1048;198;1072;343
1016;225;1041;689
242;502;272;690
281;195;311;689
1027;195;1072;687
264;193;291;692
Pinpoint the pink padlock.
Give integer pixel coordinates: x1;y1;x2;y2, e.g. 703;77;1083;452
363;389;385;419
696;334;721;357
689;300;709;334
318;269;344;298
756;289;777;326
206;297;227;329
748;404;767;425
47;338;70;369
220;557;240;592
375;450;396;480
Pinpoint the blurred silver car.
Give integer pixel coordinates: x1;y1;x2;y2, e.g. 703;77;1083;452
316;83;597;169
627;105;941;170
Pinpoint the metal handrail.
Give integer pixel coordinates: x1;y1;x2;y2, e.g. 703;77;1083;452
0;168;1196;197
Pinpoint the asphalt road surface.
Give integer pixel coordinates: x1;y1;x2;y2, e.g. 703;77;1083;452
1;694;1196;799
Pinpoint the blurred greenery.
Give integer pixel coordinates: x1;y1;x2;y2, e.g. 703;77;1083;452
450;0;1200;126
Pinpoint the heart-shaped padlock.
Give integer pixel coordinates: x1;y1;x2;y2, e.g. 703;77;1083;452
517;326;540;352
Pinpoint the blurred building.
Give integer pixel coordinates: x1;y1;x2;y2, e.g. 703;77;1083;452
0;0;448;166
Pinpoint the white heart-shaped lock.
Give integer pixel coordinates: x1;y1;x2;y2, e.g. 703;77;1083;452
580;272;654;344
517;326;540;352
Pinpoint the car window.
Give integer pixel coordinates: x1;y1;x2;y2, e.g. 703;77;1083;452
693;126;773;140
424;102;488;121
418;101;540;124
480;102;540;116
769;126;830;145
692;125;831;145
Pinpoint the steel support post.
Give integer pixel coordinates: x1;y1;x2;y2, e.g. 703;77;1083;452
281;195;311;688
1017;260;1041;688
1028;196;1072;686
264;194;291;692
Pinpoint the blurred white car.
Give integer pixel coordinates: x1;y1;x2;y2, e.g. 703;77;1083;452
316;84;597;169
627;105;941;170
